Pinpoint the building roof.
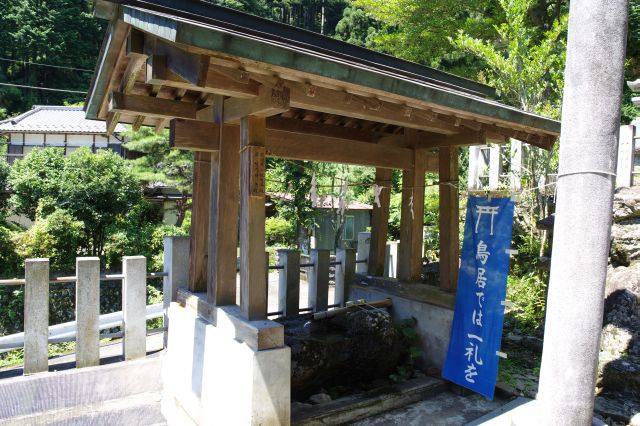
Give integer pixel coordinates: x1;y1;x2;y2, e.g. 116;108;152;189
0;105;126;134
269;193;373;210
87;0;560;148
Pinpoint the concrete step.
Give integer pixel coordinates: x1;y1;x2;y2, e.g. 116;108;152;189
4;392;166;426
0;355;164;424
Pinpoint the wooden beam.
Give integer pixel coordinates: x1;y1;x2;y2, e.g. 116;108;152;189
170;118;221;152
109;92;199;120
397;146;428;283
286;82;460;135
169;119;436;171
266;129;415;170
266;116;379;143
189;152;211;292
439;146;460;292
223;84;290;123
207;96;241;307
239;115;268;321
368;168;392;276
145;52;260;99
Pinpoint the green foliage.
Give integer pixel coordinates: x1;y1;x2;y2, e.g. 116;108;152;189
265;216;297;247
353;0;499;73
451;0;567;113
334;6;379;47
13;207;84;272
9;148;66;220
389;317;422;382
0;157;10;218
0;0;104;115
124;127;193;226
9;147;143;256
506;273;547;333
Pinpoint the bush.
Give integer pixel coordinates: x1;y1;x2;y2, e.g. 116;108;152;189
506;272;547;333
265;216;296;247
13;207;84;272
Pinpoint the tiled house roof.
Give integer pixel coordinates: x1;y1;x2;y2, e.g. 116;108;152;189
0;105;126;134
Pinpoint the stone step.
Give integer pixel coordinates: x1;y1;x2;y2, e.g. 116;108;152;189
4;392;166;426
0;355;164;423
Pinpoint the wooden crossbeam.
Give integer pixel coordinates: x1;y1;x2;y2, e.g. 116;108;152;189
169;119;437;171
223;84;290;123
266;116;379;143
144;39;260;98
109;92;199;120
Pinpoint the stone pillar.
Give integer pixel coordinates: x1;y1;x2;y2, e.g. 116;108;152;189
536;1;629;424
24;258;49;375
277;250;300;317
308;249;329;312
123;256;147;360
617;125;634;188
163;236;190;346
76;257;100;368
335;248;355;306
384;240;399;279
356;231;371;274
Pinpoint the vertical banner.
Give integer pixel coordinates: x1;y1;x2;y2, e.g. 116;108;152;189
442;196;515;399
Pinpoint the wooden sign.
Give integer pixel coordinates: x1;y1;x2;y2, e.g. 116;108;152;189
249;146;266;196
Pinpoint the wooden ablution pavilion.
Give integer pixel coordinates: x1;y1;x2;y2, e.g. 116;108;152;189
86;0;560;423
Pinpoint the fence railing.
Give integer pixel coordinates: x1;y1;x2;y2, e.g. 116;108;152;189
0;256;167;375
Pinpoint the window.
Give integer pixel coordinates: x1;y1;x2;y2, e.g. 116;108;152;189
343;216;355;240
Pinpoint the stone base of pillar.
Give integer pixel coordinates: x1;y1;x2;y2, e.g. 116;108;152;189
162;303;291;425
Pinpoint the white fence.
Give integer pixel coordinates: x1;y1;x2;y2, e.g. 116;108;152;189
0;255;170;374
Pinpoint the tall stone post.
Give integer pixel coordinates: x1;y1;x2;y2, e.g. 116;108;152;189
163;236;190;346
536;1;629;424
76;257;100;368
123;256;147;360
24;258;49;375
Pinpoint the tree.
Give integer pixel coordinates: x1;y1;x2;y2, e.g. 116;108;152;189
9;147;66;220
0;0;104;115
352;0;499;74
124;126;194;227
452;0;567;257
334;6;379;47
9;147;143;256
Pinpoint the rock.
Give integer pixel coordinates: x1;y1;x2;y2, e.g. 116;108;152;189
536;214;555;231
606;265;640;298
291;401;313;411
600;357;640;393
611;220;640;264
613;187;640;222
280;308;402;396
309;393;332;405
630;412;640;426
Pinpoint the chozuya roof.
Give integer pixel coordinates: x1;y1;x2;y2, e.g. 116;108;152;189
0;105;127;134
87;0;560;148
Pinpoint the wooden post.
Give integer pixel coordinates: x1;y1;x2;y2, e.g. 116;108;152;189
368;168;391;276
76;257;100;368
239;116;267;321
439;146;460;292
308;249;330;312
123;256;147;360
24;258;49;375
335;248;356;307
278;250;300;317
397;148;427;282
189;151;211;292
207;96;241;306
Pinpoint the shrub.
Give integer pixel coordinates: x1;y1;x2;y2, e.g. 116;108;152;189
265;216;296;247
506;272;547;333
13;207;84;272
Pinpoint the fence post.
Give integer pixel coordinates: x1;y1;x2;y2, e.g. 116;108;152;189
76;257;100;368
356;232;370;274
335;248;355;307
24;258;49;375
123;256;147;360
308;249;329;312
163;236;190;347
278;250;300;317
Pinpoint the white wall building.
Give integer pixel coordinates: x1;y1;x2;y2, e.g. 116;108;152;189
0;105;127;163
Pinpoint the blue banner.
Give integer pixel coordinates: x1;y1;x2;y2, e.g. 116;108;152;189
442;196;515;400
